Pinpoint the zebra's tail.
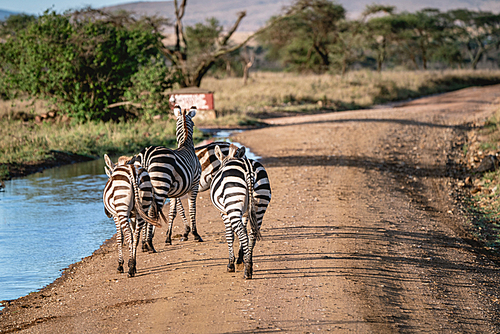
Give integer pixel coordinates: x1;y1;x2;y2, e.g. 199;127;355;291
246;169;261;241
128;166;162;228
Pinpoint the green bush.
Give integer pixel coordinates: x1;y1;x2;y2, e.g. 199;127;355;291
0;9;173;121
124;55;177;120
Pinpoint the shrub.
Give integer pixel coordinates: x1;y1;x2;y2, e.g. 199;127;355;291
0;9;173;121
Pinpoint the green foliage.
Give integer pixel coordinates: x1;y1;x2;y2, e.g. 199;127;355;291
0;13;36;38
259;0;346;73
186;18;222;56
0;9;172;121
124;55;177;120
261;4;500;73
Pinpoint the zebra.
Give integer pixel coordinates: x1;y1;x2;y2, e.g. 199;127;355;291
210;144;271;279
103;154;162;277
170;141;271;269
166;141;231;241
128;105;202;251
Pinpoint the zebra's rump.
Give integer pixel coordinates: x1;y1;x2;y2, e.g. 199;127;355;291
211;160;249;213
132;146;201;198
103;165;154;217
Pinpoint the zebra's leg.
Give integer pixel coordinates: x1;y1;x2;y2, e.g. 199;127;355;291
177;199;191;241
165;199;177;245
236;216;248;268
128;217;143;278
114;216;124;273
145;223;156;253
232;215;252;279
142;204;158;253
141;224;148;252
187;182;203;242
221;213;236;272
121;218;134;277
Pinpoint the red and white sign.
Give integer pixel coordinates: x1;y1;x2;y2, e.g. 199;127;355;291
170;93;214;110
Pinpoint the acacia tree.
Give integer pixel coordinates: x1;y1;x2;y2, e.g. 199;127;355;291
445;9;500;69
385;9;445;70
362;5;397;72
158;0;267;87
259;0;346;73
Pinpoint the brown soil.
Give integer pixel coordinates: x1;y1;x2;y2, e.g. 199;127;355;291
2;85;500;333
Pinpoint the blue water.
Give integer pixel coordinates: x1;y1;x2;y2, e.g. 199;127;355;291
0;132;258;305
0;158;114;303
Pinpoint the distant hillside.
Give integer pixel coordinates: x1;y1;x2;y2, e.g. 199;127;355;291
0;9;17;20
104;0;288;32
103;0;500;32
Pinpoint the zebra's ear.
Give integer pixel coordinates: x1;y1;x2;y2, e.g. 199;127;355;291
104;154;115;170
174;105;182;118
235;146;246;159
104;166;111;178
214;145;224;162
187;106;197;118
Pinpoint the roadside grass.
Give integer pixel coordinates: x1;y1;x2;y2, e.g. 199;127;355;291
2;68;500;180
196;69;500;126
460;104;500;252
0;118;204;179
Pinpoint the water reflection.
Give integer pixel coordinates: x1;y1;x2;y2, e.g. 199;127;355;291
0;159;114;303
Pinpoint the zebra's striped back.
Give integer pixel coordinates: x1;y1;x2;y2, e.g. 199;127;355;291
169;141;271;248
196;141;271;222
128;106;202;248
131;145;201;199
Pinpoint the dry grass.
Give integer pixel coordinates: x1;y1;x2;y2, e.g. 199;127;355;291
3;68;500;179
200;69;500;116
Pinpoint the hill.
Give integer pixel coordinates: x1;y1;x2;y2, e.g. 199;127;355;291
103;0;500;32
0;9;17;20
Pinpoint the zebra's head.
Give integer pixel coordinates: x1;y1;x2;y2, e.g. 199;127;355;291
214;144;245;165
174;105;196;147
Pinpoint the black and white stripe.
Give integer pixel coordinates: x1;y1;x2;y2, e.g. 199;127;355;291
210;144;271;279
103;154;161;277
167;141;230;241
129;105;201;251
171;142;271;265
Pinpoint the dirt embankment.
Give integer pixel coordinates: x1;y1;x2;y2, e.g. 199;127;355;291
1;85;500;333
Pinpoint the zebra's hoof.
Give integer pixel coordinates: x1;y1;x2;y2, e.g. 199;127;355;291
194;235;203;242
244;263;253;279
117;265;124;273
165;238;172;245
180;236;188;242
227;263;235;272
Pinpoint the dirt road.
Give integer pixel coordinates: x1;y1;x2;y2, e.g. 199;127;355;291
1;85;500;333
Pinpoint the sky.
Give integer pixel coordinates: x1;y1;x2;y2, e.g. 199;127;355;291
0;0;165;14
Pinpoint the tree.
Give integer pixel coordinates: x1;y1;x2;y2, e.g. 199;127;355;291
158;0;267;87
259;0;346;73
445;9;500;69
388;9;446;70
362;5;396;72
